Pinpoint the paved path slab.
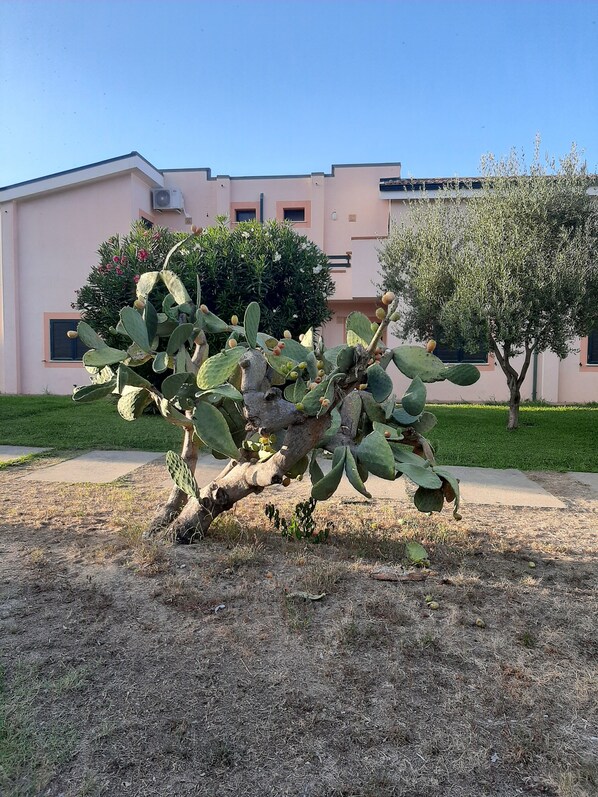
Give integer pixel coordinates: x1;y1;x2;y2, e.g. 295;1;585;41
22;450;164;484
443;466;566;508
568;472;598;494
169;459;565;507
0;445;52;463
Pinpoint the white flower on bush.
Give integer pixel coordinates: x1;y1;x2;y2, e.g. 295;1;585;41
301;243;307;250
293;313;298;319
241;231;250;239
273;252;282;262
313;265;322;274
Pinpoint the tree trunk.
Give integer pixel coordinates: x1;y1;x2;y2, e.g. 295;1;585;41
507;380;521;431
144;424;198;539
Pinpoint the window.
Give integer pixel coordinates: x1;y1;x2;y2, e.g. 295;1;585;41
235;208;256;223
140;216;154;229
434;342;488;364
588;330;598;365
50;320;88;361
283;207;305;223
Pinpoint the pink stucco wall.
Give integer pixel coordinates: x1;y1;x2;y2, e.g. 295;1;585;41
1;155;596;403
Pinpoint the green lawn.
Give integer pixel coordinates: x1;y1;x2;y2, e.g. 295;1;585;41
430;403;598;471
0;395;181;452
0;395;597;472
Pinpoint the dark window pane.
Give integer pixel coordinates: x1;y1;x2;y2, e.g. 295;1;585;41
140;217;154;229
435;342;487;364
283;207;305;222
588;330;598;364
235;209;256;222
50;320;88;361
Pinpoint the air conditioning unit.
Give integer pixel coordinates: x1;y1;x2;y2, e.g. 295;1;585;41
151;188;184;212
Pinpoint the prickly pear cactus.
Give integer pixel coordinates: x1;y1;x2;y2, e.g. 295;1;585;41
72;233;480;531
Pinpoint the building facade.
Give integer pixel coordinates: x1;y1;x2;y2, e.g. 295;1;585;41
1;153;596;401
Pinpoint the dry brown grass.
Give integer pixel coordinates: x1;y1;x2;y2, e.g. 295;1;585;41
0;459;597;796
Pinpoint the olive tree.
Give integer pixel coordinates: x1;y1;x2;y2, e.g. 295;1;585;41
379;143;598;429
71;232;481;542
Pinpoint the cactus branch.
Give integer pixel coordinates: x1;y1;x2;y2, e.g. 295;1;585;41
367;297;400;355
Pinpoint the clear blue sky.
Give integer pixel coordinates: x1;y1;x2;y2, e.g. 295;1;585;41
1;0;596;187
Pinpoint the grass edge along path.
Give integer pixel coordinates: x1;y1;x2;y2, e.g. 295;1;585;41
0;395;596;472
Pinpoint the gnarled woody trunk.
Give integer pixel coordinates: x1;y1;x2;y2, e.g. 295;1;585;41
145;348;339;543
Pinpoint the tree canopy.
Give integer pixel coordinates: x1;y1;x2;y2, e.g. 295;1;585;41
379;143;598;428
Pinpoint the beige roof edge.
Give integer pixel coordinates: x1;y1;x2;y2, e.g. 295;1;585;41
0;153;165;202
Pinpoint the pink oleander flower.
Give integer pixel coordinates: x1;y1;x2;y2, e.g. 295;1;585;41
115;267;123;275
113;256;120;263
105;263;112;271
133;274;140;283
138;249;148;261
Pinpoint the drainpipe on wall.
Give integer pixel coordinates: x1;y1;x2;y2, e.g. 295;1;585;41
259;193;264;223
532;349;538;401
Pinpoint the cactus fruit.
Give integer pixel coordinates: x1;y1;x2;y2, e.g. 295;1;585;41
295;402;305;411
382;291;396;305
228;339;238;348
230;314;239;325
370;322;378;333
200;304;209;314
426;339;437;353
273;347;281;356
67;330;78;339
133;298;145;310
283;330;292;339
390;311;400;322
375;307;386;321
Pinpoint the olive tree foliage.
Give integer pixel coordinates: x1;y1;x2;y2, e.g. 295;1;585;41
379;143;598;429
71;231;481;543
74;218;335;345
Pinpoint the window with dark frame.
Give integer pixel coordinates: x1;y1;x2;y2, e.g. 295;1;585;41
588;330;598;365
140;217;154;229
49;320;88;361
283;207;305;223
434;342;488;364
235;209;257;223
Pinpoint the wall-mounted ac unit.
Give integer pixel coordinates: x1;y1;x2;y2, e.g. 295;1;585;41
151;188;184;212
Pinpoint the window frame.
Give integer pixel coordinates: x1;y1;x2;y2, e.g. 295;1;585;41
44;313;89;367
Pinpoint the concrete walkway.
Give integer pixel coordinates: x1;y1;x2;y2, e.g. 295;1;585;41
21;450;164;484
0;445;52;463
9;449;597;508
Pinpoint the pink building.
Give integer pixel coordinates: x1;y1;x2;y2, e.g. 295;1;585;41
1;153;596;401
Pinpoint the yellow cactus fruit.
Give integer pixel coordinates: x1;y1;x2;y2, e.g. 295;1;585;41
228;339;238;348
390;311;400;322
375;307;386;321
230;314;239;325
283;330;292;339
426;339;437;353
66;330;78;339
133;299;145;310
295;402;305;411
321;398;330;407
200;304;209;314
428;601;440;610
299;333;304;342
475;618;486;628
370;322;378;333
359;383;367;391
382;291;396;305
